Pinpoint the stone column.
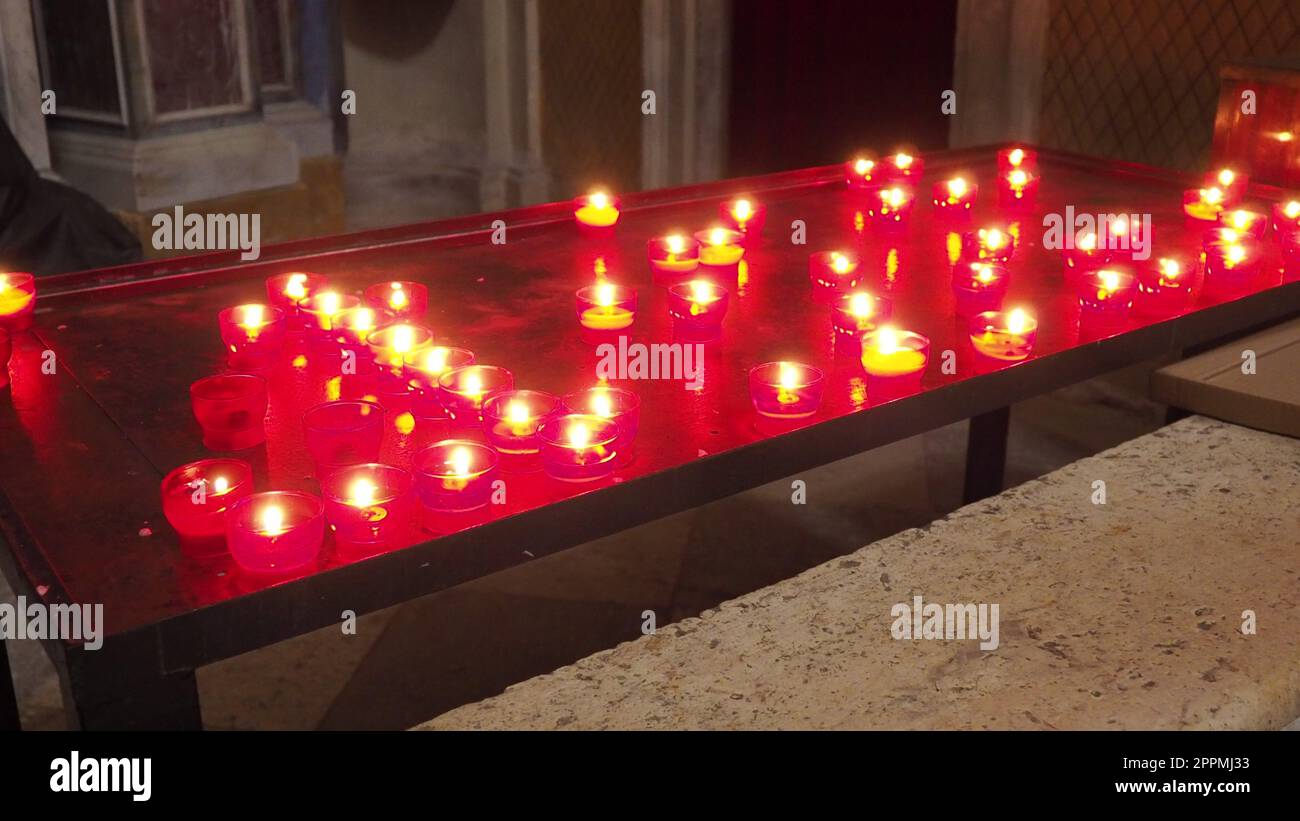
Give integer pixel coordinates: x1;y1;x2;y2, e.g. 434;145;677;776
0;0;53;176
949;0;1050;148
480;0;548;210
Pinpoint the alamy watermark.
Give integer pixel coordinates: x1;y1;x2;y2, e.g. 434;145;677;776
0;596;103;650
1042;206;1151;261
151;205;261;261
890;595;999;651
595;335;704;390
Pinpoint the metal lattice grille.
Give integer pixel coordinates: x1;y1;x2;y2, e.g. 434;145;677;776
1039;0;1300;171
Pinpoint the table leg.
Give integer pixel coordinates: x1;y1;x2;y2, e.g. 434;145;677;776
0;638;19;731
963;406;1010;505
63;643;202;731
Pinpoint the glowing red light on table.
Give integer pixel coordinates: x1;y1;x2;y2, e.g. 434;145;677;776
437;365;514;423
999;167;1038;206
666;279;729;342
576;282;637;339
0;272;35;332
365;281;428;320
932;177;977;214
190;373;268;451
720;197;766;245
160;458;253;544
482;390;561;468
573;191;621;231
538;414;620;482
1217;208;1268;240
883;151;923;182
403;346;475;419
302;399;385;477
562;386;640;466
1183;186;1226;222
1135;256;1196;315
951;262;1009;317
217;304;286;371
845;155;879;189
969;309;1038;373
1077;268;1135;318
367;322;434;388
859;327;929;402
0;329;10;391
413;440;499;513
226;491;325;575
748;362;825;419
1271;200;1300;236
808;250;863;299
831;291;893;342
868;185;914;227
265;272;327;331
961;226;1016;264
646;234;700;282
320;463;414;547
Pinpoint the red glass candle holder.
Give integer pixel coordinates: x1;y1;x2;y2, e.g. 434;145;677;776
0;272;36;332
1059;231;1111;279
575;283;637;342
265;272;327;331
367;322;434;390
1217;208;1268;240
574;192;620;234
694;227;746;268
951;262;1009;317
217;304;286;371
303;399;385;476
437;365;514;423
882;151;923;183
299;292;360;337
1206;168;1247;204
1077;268;1136;319
720;197;766;245
667;280;730;342
647;234;701;282
997;146;1037;175
969;309;1039;372
403;346;475;420
999;167;1039;207
1271;199;1300;237
845;155;880;190
961;226;1016;264
320;463;414;547
562;386;640;466
868;185;914;228
860;328;930;402
364;281;428;320
226;491;325;575
482;389;561;469
190;373;268;451
0;328;10;391
1203;233;1262;294
748;362;825;419
932;177;977;215
413;439;499;512
808;250;864;300
160;458;254;543
333;306;392;348
1183;187;1226;222
538;414;619;482
1135;256;1196;316
831;291;893;341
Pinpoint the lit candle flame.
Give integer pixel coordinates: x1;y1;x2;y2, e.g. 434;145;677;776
982;228;1006;249
449;446;472;477
1098;270;1121;293
591;391;613;418
589;192;609;209
1229;210;1252;230
1158;258;1181;280
666;234;685;254
881;187;906;207
1276;131;1295;143
733;199;753;220
1008;148;1025;167
778;363;799;390
506;400;532;425
389;284;408;310
1203;187;1224;205
1217;169;1235;187
689;280;715;303
854;158;873;175
1285;201;1300;219
0;275;8;293
876;327;900;355
595;282;617;307
259;505;286;537
1008;169;1029;187
893;153;913;169
848;292;873;318
212;476;230;494
320;292;341;315
1226;244;1247;266
831;253;853;274
1007;308;1029;335
391;325;416;354
423;346;450;374
464;373;483;397
947;177;967;197
348;477;378;508
708;228;730;246
1219;228;1240;243
239;304;265;329
974;265;996;285
568;421;591;448
1078;231;1097;251
285;273;308;300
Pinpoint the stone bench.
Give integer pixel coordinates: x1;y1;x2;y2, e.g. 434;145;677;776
417;416;1300;730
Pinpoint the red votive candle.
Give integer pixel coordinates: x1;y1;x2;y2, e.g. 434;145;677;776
0;328;10;391
845;155;880;190
226;491;325;575
951;262;1009;317
809;250;864;300
437;365;514;423
367;322;434;391
217;304;286;371
320;463;413;547
869;185;914;228
160;457;254;543
997;146;1037;175
538;414;620;482
1271;199;1300;236
1059;229;1110;279
0;272;36;332
299;291;361;342
413;440;499;512
883;151;923;183
190;373;268;451
403;346;475;419
748;362;824;419
303;399;385;476
1203;231;1261;293
969;309;1038;372
482;390;561;469
1206;168;1247;204
562;386;640;466
831;291;893;341
667;279;729;342
647;234;701;282
1183;186;1226;222
1135;256;1196;315
365;280;428;320
720;197;766;245
961;226;1016;264
999;167;1039;207
932;177;977;215
694;227;746;275
330;306;391;370
1077;267;1136;318
1218;207;1268;240
574;191;620;233
575;282;637;342
265;272;327;331
860;327;930;402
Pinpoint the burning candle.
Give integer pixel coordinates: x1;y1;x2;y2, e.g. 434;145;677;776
860;327;930;401
576;282;637;338
647;234;701;281
217;304;286;371
160;458;254;543
997;146;1037;175
869;185;914;228
808;250;864;300
562;386;640;465
1183;186;1226;221
437;365;514;423
0;272;36;331
0;329;10;391
1060;228;1110;278
299;291;360;335
265;272;327;331
302;399;385;477
403;346;475;419
999;167;1038;206
694;227;746;268
538;414;620;482
1077;267;1136;318
932;177;977;214
667;279;730;342
482;390;561;468
367;322;434;389
1203;230;1261;292
365;280;429;320
748;361;825;419
951;262;1009;317
831;291;893;341
333;306;391;348
320;463;414;547
1207;167;1247;204
845;155;879;189
413;440;499;512
1218;207;1268;240
961;226;1016;264
1135;255;1195;315
1271;199;1300;236
574;191;621;231
190;373;268;451
720;197;766;245
969;308;1039;370
226;491;326;575
883;151;923;182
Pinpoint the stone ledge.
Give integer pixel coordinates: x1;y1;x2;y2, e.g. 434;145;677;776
417;416;1300;730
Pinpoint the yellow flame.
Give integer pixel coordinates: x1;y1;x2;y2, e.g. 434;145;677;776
348;478;378;507
319;292;341;315
778;363;799;390
423;346;450;374
733;199;753;220
1008;148;1025;166
876;327;900;355
591;391;613;417
1229;210;1252;230
259;505;286;536
947;177;967;197
391;325;416;354
983;228;1006;249
848;292;873;318
1219;228;1240;243
568;422;591;448
975;265;996;284
390;287;408;310
239;304;264;328
689;280;714;303
506;400;532;424
1226;244;1247;265
881;187;906;207
589;192;609;209
1159;258;1181;279
1276;131;1295;142
708;228;730;246
666;234;685;254
1285;201;1300;219
854;158;873;175
212;476;230;494
595;282;617;307
450;446;473;476
464;373;483;397
893;153;913;169
1008;169;1029;187
1098;270;1121;292
831;254;852;274
1217;169;1235;187
1078;231;1097;251
1007;308;1029;334
1203;187;1224;205
285;273;308;300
